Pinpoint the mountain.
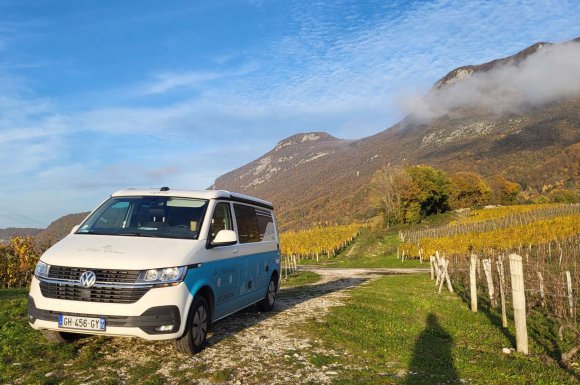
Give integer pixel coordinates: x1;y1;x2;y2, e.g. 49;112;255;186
214;38;580;230
35;212;90;247
0;228;42;244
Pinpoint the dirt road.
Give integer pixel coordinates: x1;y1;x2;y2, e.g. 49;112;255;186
88;268;426;384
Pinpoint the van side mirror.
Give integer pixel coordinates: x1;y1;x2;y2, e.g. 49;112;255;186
71;225;81;234
208;230;237;248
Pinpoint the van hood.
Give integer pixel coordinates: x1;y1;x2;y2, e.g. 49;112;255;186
40;234;204;270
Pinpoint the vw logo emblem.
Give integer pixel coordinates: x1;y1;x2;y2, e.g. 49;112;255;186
79;271;96;288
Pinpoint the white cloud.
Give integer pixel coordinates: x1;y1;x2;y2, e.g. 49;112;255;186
136;65;256;95
139;70;225;95
401;41;580;121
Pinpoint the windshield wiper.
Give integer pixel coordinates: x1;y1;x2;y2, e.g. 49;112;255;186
77;230;109;235
151;234;196;239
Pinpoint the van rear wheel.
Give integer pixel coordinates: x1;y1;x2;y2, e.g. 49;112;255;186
173;295;209;355
258;275;277;312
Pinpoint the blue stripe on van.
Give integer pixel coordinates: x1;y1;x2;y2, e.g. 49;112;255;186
183;249;280;320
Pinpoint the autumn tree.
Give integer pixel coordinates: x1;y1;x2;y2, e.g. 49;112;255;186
406;165;451;216
370;165;451;226
0;236;40;288
548;188;579;203
489;175;521;204
449;171;492;209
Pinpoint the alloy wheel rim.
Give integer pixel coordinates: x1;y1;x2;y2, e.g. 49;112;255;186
192;305;207;346
268;281;275;305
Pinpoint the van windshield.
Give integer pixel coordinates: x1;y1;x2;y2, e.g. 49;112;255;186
76;196;208;240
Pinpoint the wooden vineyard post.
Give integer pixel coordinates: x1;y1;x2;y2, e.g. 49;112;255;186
509;254;529;355
436;256;453;294
565;271;574;318
444;258;453;293
470;254;478;312
496;258;508;328
438;257;445;293
537;272;545;308
435;251;441;286
482;259;496;308
429;256;435;280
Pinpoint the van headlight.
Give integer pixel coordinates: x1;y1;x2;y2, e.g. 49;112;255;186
34;261;50;278
137;266;187;285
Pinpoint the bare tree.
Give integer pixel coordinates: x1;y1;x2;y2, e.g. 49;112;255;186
370;166;415;227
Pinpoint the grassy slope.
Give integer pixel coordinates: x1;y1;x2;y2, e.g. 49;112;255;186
302;274;579;385
299;213;457;269
302;227;424;268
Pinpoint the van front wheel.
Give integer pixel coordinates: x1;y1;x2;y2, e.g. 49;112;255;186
258;275;277;312
41;330;81;344
173;296;209;355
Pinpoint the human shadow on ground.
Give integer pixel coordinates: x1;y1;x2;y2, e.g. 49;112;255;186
404;313;461;385
206;276;369;347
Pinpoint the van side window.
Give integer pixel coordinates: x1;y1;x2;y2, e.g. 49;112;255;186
209;202;233;242
256;209;275;241
233;204;260;243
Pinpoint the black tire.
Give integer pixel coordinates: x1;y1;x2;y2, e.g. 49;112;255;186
172;296;210;355
258;274;277;312
41;330;81;344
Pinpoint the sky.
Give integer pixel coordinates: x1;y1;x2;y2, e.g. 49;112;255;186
0;0;579;228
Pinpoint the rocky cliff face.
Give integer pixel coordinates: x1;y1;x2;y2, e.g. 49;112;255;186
213;38;580;230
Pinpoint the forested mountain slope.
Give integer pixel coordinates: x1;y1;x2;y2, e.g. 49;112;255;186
214;38;580;230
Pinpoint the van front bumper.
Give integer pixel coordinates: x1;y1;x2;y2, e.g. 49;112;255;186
28;277;192;340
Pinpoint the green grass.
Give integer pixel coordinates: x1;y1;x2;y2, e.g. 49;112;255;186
0;290;174;385
304;227;423;268
0;289;77;384
281;271;321;288
302;274;579;384
125;360;164;385
210;367;234;382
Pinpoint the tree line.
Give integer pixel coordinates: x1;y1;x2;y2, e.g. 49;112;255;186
369;165;578;227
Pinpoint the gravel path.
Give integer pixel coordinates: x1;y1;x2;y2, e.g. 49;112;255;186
90;268;425;384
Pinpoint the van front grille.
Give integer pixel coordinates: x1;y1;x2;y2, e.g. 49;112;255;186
39;282;149;304
48;266;140;284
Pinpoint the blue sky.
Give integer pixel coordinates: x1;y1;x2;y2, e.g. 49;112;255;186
0;0;579;228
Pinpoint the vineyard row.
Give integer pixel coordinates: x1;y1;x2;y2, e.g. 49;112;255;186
400;203;579;245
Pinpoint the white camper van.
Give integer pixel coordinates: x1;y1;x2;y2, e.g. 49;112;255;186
28;188;280;354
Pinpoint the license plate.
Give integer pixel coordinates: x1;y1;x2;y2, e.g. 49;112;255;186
58;314;106;331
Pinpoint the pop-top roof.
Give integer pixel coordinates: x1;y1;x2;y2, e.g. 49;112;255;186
111;188;274;210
